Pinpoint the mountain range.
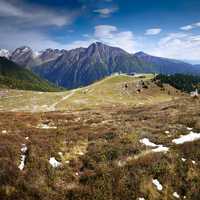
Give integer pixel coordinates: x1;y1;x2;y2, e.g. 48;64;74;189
1;42;200;89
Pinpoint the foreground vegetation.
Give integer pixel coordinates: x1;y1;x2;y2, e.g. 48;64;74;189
0;96;200;200
0;73;199;199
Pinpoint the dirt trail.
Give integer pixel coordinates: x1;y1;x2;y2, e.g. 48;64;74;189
48;87;83;111
49;91;75;111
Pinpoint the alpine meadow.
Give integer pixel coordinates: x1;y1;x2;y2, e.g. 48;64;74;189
0;0;200;200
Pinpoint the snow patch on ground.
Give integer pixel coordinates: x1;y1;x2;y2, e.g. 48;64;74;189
152;145;169;153
165;130;170;134
21;144;28;153
192;160;196;164
18;144;28;170
49;157;61;168
36;124;57;129
18;155;26;171
140;138;158;147
173;192;180;199
1;130;7;134
181;158;186;162
140;138;169;153
138;198;145;200
172;131;200;144
152;179;163;191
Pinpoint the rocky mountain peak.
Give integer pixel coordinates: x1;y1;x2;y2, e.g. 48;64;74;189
134;51;149;58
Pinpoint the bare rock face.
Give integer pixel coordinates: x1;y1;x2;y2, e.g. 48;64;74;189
10;46;65;69
10;46;37;69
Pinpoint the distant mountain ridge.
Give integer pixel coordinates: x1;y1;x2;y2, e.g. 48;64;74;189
1;42;200;89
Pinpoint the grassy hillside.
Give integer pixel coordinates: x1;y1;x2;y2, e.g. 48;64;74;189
0;73;182;112
0;57;62;92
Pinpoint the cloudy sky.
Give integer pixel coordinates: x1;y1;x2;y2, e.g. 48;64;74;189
1;0;200;63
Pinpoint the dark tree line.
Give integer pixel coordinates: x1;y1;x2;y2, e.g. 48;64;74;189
154;74;200;93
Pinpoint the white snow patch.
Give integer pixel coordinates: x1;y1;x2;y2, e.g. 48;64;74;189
0;49;10;58
77;151;84;156
172;131;200;144
152;145;169;153
140;138;158;147
18;144;28;170
152;179;163;191
21;144;28;153
181;158;186;162
49;157;61;168
173;192;180;199
187;127;193;131
140;138;169;153
1;130;7;134
36;124;57;129
165;130;170;134
18;155;26;171
138;198;145;200
25;137;29;140
192;160;196;164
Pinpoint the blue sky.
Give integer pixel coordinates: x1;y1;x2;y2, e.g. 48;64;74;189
0;0;200;63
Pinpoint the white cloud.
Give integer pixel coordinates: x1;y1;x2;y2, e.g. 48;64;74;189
0;1;24;17
195;22;200;27
94;25;117;38
93;7;118;18
94;25;135;52
0;0;77;27
152;32;200;61
64;25;136;53
65;39;95;50
180;25;194;31
180;22;200;31
0;26;67;51
0;0;81;51
145;28;162;35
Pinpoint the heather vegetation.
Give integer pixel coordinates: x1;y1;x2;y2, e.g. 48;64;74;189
0;74;200;199
0;94;200;200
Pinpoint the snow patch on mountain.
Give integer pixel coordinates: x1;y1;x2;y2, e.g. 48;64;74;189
0;49;10;58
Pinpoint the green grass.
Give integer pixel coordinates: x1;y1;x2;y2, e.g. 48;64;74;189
0;57;62;92
0;74;181;112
